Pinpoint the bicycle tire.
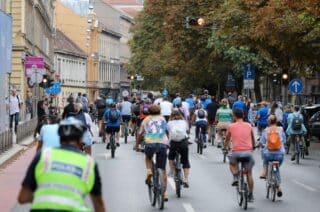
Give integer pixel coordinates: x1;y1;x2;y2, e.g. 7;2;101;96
266;184;270;199
237;183;243;206
148;183;155;206
272;185;277;202
243;183;248;210
124;126;128;144
175;172;181;198
157;168;165;210
111;136;116;158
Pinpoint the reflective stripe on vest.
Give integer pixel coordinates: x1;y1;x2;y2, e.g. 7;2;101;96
38;182;85;198
33;195;90;212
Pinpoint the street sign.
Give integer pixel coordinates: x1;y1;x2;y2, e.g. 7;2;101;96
45;82;61;95
289;79;303;94
243;64;255;80
25;56;45;77
243;64;255;89
162;89;169;97
136;75;144;81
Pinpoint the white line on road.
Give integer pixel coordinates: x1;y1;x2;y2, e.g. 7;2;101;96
292;180;317;192
183;203;196;212
168;177;175;190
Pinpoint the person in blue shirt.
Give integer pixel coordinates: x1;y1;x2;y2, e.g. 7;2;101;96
232;95;247;113
185;94;195;109
173;93;182;107
106;96;114;108
286;106;307;161
104;103;122;149
282;105;292;131
260;115;286;198
257;101;269;136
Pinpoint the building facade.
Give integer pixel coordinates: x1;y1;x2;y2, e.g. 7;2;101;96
54;29;87;109
11;0;55;118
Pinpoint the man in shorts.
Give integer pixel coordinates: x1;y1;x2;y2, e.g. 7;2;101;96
119;96;132;137
104;103;121;149
224;109;256;202
136;105;169;201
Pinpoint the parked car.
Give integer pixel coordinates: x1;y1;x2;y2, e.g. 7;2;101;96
301;104;320;139
309;111;320;139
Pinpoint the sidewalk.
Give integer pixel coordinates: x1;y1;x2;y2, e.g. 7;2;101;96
0;136;36;212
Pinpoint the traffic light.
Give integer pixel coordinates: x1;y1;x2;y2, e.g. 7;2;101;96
127;75;136;80
39;75;53;88
282;70;289;85
186;16;206;29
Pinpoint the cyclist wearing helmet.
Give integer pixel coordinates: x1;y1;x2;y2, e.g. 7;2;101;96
18;117;105;212
216;98;233;147
104;103;121;149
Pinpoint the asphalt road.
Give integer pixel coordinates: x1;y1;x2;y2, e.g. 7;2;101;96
12;126;320;212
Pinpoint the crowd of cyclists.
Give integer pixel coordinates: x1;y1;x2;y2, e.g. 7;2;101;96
19;89;310;211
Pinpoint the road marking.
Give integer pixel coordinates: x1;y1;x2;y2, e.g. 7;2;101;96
168;177;175;190
292;180;317;192
183;203;196;212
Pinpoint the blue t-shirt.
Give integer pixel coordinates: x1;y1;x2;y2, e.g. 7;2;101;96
203;98;212;109
40;124;60;149
185;98;195;109
232;100;246;112
172;97;182;107
104;109;121;127
106;98;114;105
258;107;269;127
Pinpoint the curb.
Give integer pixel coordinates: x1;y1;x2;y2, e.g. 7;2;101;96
0;136;35;168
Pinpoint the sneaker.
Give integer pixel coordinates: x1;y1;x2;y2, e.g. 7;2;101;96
183;180;189;188
305;148;309;156
231;179;239;187
106;143;110;149
248;193;254;202
145;169;153;185
164;191;169;201
116;143;120;147
291;155;296;161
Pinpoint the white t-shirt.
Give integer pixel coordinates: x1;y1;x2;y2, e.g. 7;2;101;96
195;109;207;122
154;98;163;105
167;120;188;142
160;101;173;116
182;101;190;117
84;113;93;128
120;101;132;115
9;95;20;115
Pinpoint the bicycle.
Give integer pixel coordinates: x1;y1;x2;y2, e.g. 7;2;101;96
147;156;166;210
174;149;183;198
236;157;251;210
266;161;280;202
109;129;117;158
292;134;305;164
209;124;216;146
197;127;205;155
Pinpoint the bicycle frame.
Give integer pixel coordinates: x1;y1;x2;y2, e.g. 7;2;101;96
236;161;249;210
110;131;117;158
174;150;183;198
148;157;165;210
266;161;279;202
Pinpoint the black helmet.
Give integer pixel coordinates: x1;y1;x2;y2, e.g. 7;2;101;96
58;117;86;141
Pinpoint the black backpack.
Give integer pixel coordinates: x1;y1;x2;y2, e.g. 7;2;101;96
96;99;106;109
198;109;205;119
292;115;302;131
109;109;119;122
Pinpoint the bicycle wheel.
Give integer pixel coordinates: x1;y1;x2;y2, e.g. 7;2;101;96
124;126;128;144
157;169;165;210
266;184;270;199
223;151;227;163
237;186;243;207
272;184;277;202
111;136;116;158
295;140;300;164
148;182;155;206
175;170;181;198
242;183;248;210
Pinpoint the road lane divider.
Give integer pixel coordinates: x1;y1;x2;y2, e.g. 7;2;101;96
292;179;317;192
168;177;175;190
183;203;196;212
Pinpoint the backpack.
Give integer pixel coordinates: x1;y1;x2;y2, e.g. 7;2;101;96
267;127;282;151
292;114;302;131
96;99;106;109
198;109;205;119
169;123;187;142
109;109;119;122
133;103;141;115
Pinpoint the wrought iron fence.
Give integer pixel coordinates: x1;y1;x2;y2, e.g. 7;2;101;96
16;118;37;144
0;129;13;154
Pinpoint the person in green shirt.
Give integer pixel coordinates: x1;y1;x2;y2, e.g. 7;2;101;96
215;98;233;147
